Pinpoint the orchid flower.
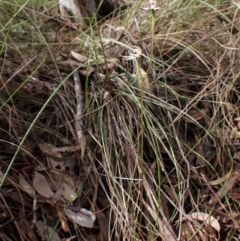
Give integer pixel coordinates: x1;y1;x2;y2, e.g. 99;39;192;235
122;46;142;60
141;0;160;11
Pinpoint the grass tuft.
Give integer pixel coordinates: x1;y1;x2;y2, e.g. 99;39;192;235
1;0;240;240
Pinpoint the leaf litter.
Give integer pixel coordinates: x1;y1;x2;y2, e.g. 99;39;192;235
1;0;240;241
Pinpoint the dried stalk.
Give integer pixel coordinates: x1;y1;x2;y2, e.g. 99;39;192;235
71;65;86;159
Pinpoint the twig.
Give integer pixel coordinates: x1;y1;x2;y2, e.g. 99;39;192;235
71;64;86;159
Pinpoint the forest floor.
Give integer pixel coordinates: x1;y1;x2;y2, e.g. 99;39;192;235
1;1;240;241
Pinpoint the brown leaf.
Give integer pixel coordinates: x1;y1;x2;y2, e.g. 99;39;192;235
57;206;70;233
65;208;96;228
183;212;220;232
33;172;54;198
38;143;65;170
61;182;77;201
18;174;34;197
70;51;88;62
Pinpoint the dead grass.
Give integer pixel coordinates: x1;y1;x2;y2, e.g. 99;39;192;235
1;0;240;241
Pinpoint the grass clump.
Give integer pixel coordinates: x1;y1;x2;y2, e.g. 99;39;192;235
1;0;240;241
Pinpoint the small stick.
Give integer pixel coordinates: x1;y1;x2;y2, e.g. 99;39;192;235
71;65;86;159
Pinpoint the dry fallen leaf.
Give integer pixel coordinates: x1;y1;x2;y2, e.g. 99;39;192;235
61;182;77;201
38;143;65;170
70;51;88;62
52;188;63;201
183;212;220;232
179;212;220;241
65;208;96;228
33;172;54;198
18;174;34;197
62;174;75;188
56;206;70;233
